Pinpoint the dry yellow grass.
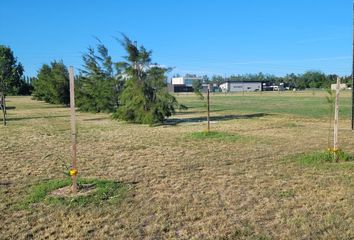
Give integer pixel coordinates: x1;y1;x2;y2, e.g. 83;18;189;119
1;95;353;239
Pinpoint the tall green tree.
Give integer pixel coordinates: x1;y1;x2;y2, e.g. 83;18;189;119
76;42;122;112
113;36;180;124
0;45;24;125
32;61;70;105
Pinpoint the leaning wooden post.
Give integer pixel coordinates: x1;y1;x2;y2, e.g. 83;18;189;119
207;85;211;133
333;77;340;162
1;94;6;126
69;67;78;193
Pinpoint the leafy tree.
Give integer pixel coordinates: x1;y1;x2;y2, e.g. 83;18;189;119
211;75;224;85
76;42;122;112
0;45;24;125
32;61;70;105
302;71;327;89
113;36;181;124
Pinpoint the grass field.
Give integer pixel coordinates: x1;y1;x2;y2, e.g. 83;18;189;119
1;91;354;239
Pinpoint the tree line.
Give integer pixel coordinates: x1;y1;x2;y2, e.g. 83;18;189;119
1;41;352;125
203;72;351;90
31;36;182;124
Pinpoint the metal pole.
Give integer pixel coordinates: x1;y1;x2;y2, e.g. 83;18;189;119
69;67;78;193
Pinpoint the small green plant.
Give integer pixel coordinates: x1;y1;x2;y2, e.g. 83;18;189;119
21;179;128;208
277;190;295;198
325;88;335;149
192;79;204;100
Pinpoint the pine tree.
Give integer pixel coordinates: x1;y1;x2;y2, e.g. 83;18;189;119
76;42;122;112
113;36;181;124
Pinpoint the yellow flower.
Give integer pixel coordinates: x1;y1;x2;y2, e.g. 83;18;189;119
69;169;78;176
327;148;340;153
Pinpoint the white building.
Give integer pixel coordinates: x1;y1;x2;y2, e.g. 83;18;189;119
171;76;203;86
219;81;262;92
331;83;348;91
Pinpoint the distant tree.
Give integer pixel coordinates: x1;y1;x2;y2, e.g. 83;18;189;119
76;41;122;112
113;35;181;124
302;71;327;89
185;73;197;78
192;78;204;100
211;75;224;85
17;77;34;95
0;45;24;125
202;75;210;83
32;61;70;105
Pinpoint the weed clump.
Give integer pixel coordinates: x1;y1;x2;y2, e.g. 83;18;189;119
296;150;353;166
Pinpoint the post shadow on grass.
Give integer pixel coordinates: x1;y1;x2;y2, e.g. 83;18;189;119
163;112;270;125
7;114;69;121
82;116;110;121
175;108;227;115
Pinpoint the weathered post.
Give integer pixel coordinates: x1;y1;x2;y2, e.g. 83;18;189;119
333;77;340;161
0;93;6;126
207;84;211;133
69;67;78;193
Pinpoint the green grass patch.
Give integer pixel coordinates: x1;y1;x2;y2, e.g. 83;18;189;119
294;150;354;169
175;91;352;120
21;178;128;208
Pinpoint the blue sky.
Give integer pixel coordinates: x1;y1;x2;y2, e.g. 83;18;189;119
0;0;352;77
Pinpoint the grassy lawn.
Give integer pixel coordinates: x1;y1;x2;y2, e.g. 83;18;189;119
1;92;353;239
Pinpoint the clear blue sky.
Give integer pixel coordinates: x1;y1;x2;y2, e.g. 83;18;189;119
0;0;352;77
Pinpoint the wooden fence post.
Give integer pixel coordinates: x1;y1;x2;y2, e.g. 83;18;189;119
1;94;6;126
69;66;78;193
333;77;340;161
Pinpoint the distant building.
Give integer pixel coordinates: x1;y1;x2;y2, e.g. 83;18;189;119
331;83;348;91
219;81;262;92
171;76;202;86
171;76;203;92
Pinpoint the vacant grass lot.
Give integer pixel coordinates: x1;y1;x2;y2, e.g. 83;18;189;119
1;91;353;239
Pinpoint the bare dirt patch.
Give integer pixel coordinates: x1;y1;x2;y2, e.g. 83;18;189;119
49;184;96;197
